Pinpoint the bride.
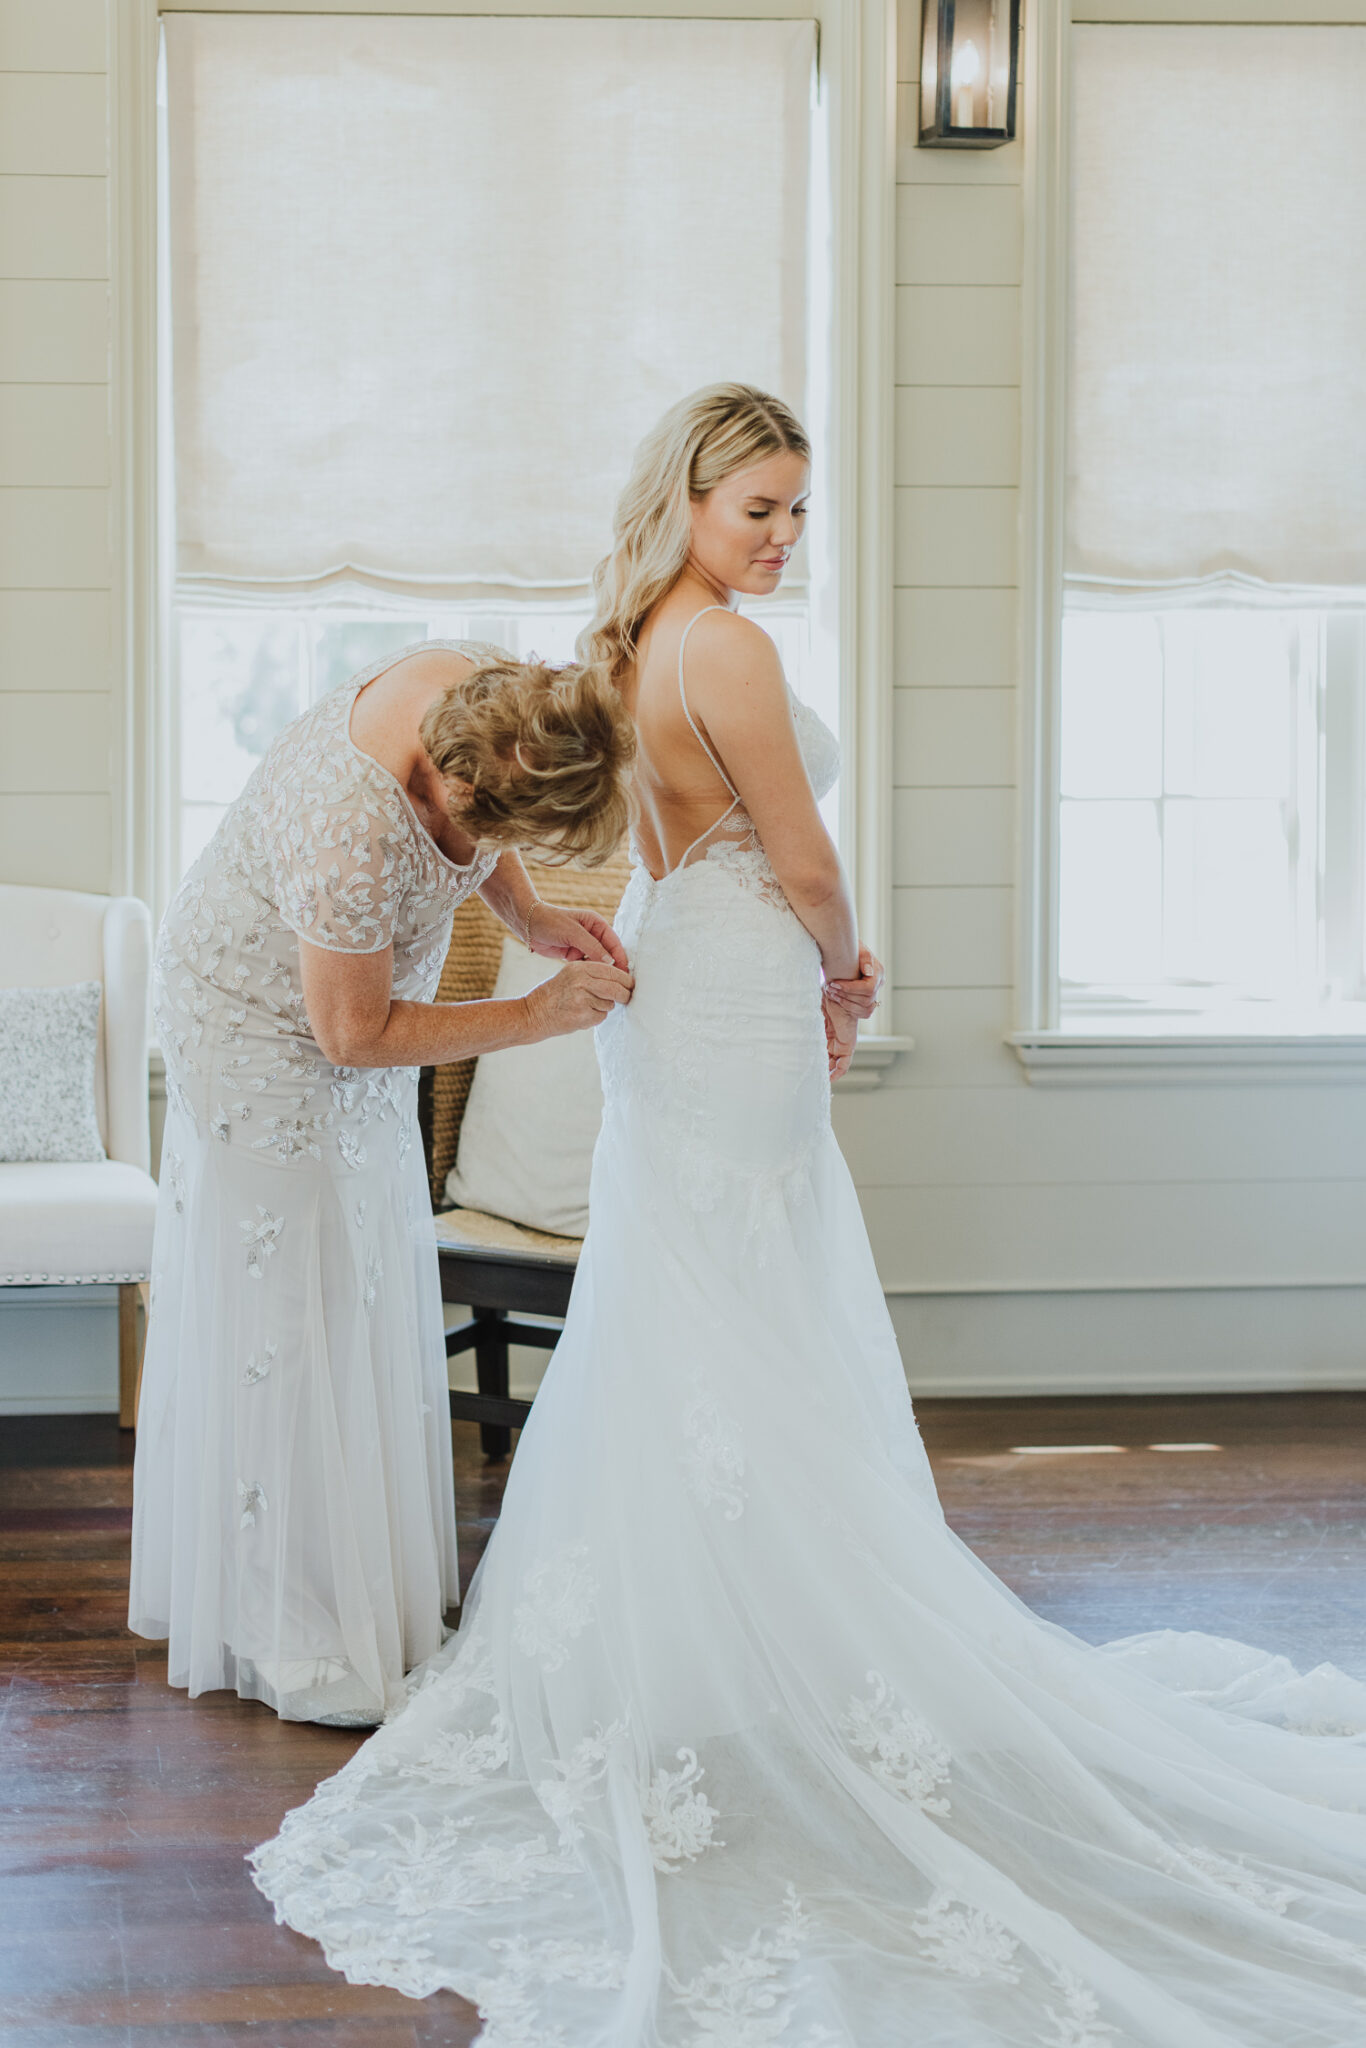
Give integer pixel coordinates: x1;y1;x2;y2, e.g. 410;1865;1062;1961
252;386;1366;2046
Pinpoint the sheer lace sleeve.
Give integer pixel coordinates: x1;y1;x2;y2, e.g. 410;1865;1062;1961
269;763;416;956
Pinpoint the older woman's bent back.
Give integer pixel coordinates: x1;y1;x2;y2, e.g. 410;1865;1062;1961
129;639;631;1723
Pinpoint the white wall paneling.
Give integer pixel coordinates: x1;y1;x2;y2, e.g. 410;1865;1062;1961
893;586;1017;687
895;285;1021;386
0;77;107;176
893;685;1015;786
0;384;109;485
0;0;114;924
894;386;1021;487
0;0;108;72
0;692;109;789
0;488;109;587
0;793;113;891
889;1285;1366;1399
0;177;107;276
4;0;1364;1405
0;590;112;687
892;886;1013;989
893;786;1015;886
895;486;1017;587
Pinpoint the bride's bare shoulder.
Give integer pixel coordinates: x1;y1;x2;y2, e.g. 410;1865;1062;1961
683;609;786;705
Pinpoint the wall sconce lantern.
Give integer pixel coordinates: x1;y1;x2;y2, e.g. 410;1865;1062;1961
919;0;1020;149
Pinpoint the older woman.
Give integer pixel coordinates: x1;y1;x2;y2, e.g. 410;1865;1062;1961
129;639;634;1725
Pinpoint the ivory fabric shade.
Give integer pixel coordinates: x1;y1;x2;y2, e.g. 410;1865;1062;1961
164;14;813;600
1067;25;1366;600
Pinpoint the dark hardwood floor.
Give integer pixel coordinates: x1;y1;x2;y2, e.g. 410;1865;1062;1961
1;1392;1363;2044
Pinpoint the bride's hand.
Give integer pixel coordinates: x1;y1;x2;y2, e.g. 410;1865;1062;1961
823;993;858;1079
824;947;884;1021
525;900;630;971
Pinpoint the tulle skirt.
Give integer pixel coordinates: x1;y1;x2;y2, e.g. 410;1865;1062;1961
129;1084;458;1723
251;856;1366;2042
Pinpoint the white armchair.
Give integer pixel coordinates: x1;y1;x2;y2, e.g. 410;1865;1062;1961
0;884;159;1427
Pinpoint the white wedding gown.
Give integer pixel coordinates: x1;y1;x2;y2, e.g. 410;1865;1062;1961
252;635;1366;2046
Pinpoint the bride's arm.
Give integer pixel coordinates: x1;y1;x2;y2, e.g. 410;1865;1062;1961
687;613;858;982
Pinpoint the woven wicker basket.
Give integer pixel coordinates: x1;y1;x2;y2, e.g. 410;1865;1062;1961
422;849;632;1206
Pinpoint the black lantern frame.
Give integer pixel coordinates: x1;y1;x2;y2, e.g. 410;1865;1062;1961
919;0;1020;150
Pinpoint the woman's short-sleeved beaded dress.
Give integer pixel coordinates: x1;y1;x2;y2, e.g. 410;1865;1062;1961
129;642;506;1724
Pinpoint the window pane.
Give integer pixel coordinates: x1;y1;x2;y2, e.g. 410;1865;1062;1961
1059;604;1316;1015
1061;613;1163;799
179;615;302;806
1060;799;1163;986
1162;612;1296;801
312;619;431;700
1163;799;1293;993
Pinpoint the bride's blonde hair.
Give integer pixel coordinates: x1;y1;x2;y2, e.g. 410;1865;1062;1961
578;383;810;686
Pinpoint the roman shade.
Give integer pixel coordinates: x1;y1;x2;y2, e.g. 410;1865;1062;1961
1067;25;1366;603
164;13;813;603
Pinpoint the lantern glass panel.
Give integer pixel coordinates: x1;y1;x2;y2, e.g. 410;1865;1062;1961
950;0;1010;132
920;0;941;138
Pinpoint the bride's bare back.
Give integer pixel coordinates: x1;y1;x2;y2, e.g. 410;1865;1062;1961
619;594;757;880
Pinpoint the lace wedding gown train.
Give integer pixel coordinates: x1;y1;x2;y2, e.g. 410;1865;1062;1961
252;682;1366;2046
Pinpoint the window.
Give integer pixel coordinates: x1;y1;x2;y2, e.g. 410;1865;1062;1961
1060;608;1366;1021
161;11;833;889
176;598;821;874
1043;21;1366;1038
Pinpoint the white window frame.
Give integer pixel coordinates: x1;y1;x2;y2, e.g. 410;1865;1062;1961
1012;0;1366;1086
110;0;900;999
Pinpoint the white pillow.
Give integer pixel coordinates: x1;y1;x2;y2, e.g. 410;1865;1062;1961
445;937;603;1237
0;980;106;1164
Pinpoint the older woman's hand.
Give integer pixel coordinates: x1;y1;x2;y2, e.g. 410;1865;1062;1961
824;946;883;1021
525;959;634;1038
526;900;630;972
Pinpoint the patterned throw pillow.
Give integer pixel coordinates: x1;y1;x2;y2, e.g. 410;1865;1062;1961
0;981;106;1164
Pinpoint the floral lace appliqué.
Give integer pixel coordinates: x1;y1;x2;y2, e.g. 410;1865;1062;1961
840;1672;951;1814
237;1479;267;1528
642;1748;723;1872
683;1399;747;1521
240;1206;284;1277
512;1544;598;1672
1039;1964;1119;2048
910;1891;1020;1982
666;1884;809;2047
243;1341;276;1386
534;1720;628;1845
399;1714;511;1789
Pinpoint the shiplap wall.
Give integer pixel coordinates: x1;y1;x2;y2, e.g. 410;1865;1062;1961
0;0;112;890
3;0;1365;1406
824;0;1366;1393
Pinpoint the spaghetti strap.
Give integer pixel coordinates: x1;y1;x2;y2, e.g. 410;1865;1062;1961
677;608;740;798
667;607;745;874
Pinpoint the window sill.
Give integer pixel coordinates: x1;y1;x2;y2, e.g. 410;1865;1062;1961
1009;1031;1366;1087
836;1035;914;1092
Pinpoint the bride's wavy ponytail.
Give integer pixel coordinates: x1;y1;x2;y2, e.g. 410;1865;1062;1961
578;384;810;687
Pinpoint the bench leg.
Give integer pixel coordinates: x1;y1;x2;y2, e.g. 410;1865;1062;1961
475;1309;513;1462
118;1282;146;1432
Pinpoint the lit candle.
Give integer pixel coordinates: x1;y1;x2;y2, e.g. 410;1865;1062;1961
951;40;980;128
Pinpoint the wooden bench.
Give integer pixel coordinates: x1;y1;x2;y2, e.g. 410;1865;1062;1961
421;849;628;1460
435;1205;579;1460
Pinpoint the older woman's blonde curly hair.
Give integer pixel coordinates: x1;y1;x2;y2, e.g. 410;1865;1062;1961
419;656;634;867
